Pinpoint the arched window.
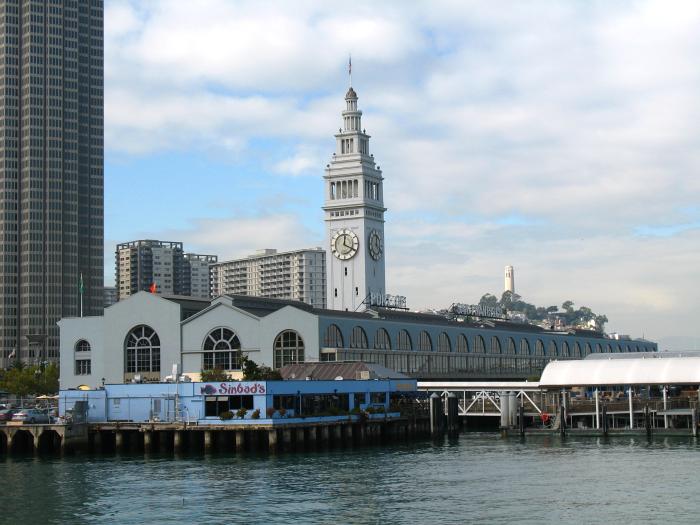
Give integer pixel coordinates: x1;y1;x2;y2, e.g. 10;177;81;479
595;343;602;354
437;332;451;352
617;344;623;353
75;339;91;352
125;325;160;373
418;331;433;351
535;340;545;356
203;327;241;370
520;339;530;355
350;326;368;349
548;341;557;357
374;328;391;350
274;330;304;369
606;344;612;353
324;324;344;348
625;345;631;353
473;335;485;353
456;334;468;353
561;341;570;357
507;338;516;354
396;330;412;351
574;342;582;358
584;343;592;356
490;336;501;354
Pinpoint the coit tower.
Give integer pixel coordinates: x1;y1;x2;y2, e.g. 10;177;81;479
505;265;515;294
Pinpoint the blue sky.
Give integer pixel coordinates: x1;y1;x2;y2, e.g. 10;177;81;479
104;0;700;350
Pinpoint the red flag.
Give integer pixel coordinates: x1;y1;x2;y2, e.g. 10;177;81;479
149;282;157;293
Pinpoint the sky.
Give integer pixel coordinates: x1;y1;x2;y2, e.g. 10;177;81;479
103;0;700;351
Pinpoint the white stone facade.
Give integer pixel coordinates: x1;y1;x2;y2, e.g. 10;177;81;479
324;87;386;311
211;248;326;309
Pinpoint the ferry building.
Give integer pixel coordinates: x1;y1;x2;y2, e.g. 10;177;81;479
58;85;656;390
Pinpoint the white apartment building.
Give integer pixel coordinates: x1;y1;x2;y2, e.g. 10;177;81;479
211;248;326;308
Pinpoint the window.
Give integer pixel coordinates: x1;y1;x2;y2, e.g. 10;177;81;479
456;334;468;353
561;341;570;357
125;325;160;373
574;342;582;358
205;395;254;417
374;328;391;350
437;332;451;353
473;335;485;353
520;339;530;355
323;324;344;348
491;336;501;354
507;338;516;354
75;359;91;375
350;326;368;349
533;340;544;356
396;330;412;351
548;341;557;357
595;343;602;354
203;327;241;370
585;343;592;356
274;330;305;369
418;331;432;351
75;339;90;352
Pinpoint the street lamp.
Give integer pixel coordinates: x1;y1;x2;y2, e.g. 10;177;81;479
25;333;47;371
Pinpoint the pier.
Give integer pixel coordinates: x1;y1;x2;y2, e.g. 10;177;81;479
0;416;432;456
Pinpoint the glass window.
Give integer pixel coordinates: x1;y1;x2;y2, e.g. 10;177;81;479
507;338;516;354
75;339;90;352
350;326;368;349
473;335;485;353
75;359;91;375
456;334;468;353
535;340;545;356
548;341;557;357
323;324;344;348
561;341;570;357
203;327;241;370
274;330;305;369
418;331;432;351
520;339;530;355
373;328;391;350
125;325;161;373
396;330;412;351
437;333;451;353
491;337;501;354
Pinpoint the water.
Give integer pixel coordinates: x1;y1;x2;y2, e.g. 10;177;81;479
2;434;699;524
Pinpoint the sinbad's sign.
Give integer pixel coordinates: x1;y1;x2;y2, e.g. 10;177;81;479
199;382;266;395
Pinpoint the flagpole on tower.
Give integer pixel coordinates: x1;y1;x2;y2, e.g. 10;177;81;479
348;54;352;86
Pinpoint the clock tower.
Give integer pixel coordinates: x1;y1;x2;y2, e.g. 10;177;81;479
323;86;386;311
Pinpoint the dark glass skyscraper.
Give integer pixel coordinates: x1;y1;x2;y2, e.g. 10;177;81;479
0;1;103;366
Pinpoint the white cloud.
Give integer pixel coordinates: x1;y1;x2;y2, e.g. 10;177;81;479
104;0;700;347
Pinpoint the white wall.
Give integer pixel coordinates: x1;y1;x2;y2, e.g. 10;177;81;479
58;316;104;390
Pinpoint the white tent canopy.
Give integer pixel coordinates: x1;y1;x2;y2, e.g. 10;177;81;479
539;357;700;387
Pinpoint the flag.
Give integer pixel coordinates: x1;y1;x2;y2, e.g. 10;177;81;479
348;55;352;76
149;282;157;294
79;273;84;295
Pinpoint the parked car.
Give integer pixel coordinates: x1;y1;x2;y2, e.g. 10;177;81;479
12;409;50;424
0;409;18;422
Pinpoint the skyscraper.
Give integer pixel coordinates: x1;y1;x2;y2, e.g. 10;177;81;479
0;1;104;366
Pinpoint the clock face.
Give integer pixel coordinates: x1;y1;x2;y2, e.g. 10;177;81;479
368;229;383;260
331;228;359;260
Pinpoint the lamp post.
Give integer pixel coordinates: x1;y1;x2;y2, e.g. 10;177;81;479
25;333;47;371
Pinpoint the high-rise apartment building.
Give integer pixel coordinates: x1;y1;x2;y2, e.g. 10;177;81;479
116;240;216;300
211;248;326;309
0;1;104;366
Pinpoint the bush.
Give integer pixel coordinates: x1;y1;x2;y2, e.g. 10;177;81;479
251;409;260;420
219;411;233;420
236;407;248;419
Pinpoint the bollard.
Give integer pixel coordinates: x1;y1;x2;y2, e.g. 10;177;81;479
602;404;608;436
500;392;510;436
559;404;566;437
235;431;245;453
644;405;651;439
204;431;214;452
268;429;278;453
447;393;459;436
429;393;442;437
519;404;525;436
